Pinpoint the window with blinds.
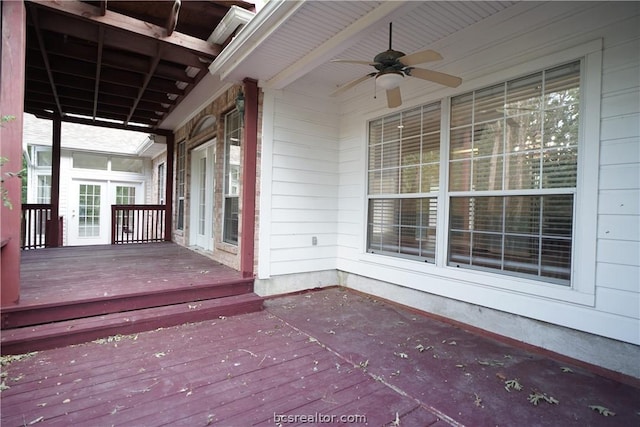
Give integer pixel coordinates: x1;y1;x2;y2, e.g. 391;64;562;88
448;61;580;284
367;103;441;262
176;141;186;230
223;109;241;245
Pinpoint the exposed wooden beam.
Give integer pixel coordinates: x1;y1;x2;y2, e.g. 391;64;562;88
127;46;163;124
40;36;193;81
28;0;222;58
27;5;64;117
93;26;105;120
166;0;181;37
31;110;163;134
98;0;107;16
31;10;213;68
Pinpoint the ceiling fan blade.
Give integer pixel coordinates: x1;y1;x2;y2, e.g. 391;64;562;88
398;49;442;66
407;67;462;88
386;87;402;108
331;59;377;66
331;73;375;97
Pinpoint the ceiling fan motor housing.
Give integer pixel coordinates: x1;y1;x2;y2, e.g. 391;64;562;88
373;49;407;73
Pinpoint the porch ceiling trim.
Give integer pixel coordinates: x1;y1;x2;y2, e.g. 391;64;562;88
208;0;305;83
264;1;421;90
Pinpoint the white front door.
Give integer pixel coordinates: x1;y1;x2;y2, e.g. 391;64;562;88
68;180;143;246
190;142;215;251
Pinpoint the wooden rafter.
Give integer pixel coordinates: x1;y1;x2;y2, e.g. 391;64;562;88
92;26;105;121
166;0;181;37
28;0;221;58
27;4;63;117
127;46;163;125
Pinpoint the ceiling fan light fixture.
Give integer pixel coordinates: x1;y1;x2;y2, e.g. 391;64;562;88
376;72;403;90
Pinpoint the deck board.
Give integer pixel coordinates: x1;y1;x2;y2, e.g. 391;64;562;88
2;288;639;427
3;243;256;333
16;243;243;307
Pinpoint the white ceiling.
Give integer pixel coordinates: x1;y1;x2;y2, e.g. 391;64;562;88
213;1;517;90
163;1;518;129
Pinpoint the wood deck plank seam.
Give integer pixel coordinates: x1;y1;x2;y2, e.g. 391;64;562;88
2;340;328;422
266;309;462;427
0;327;311;408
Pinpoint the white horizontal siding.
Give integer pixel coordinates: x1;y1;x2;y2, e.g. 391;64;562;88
329;1;640;346
257;1;640;374
260;86;340;278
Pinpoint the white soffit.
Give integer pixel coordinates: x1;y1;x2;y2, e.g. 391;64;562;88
210;1;518;90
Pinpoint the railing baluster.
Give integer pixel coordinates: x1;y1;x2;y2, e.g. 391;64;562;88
21;204;53;250
110;205;166;245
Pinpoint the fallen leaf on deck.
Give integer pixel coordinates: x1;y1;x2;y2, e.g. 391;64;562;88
589;405;616;416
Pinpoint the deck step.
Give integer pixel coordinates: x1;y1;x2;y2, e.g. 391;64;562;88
0;293;264;355
1;279;254;329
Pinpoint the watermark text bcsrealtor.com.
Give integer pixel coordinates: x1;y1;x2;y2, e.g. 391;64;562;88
273;412;367;424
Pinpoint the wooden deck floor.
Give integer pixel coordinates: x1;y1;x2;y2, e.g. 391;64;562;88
16;243;245;306
1;243;261;353
1;288;638;426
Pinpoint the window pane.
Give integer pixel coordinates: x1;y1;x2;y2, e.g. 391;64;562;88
401;166;420;194
473;156;503;191
369;144;382;170
423;132;440;161
223;197;239;245
451;92;473;127
504;235;539;276
505;196;540;234
369;120;383;145
472;233;503;269
224;109;242;245
505;152;541;190
368;198;436;261
383;114;401;141
506;72;542;113
541;238;572;281
449;230;471;265
545;62;580;108
474;197;503;232
474;120;503;157
381;169;399;194
542;147;577;188
450;127;472;160
448;195;572;284
73;153;107;170
382;140;401;169
367;103;440;262
421;163;439;193
112;157;143;173
449;160;471;192
542;195;573;237
401;137;421;166
36;149;52;166
474;84;504;123
506;111;542;153
401;107;422;139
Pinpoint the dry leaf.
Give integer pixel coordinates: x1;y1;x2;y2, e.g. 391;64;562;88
589;405;616;416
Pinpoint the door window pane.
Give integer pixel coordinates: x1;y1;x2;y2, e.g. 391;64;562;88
78;184;101;237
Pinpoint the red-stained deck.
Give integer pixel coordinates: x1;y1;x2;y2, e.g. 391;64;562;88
1;287;638;427
1;243;262;354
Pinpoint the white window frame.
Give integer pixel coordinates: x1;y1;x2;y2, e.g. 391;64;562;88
361;40;601;306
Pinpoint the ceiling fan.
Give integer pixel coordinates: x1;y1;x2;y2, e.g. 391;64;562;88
331;23;462;108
